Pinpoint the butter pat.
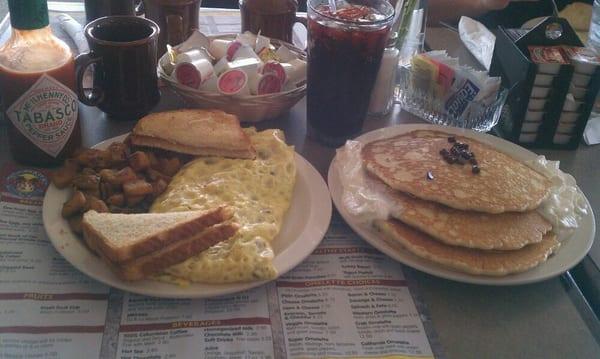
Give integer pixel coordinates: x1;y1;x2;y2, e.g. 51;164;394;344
526;155;588;241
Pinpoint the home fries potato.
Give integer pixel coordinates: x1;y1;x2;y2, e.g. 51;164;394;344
54;141;187;234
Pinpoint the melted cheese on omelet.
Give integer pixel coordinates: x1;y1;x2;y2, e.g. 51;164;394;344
150;128;296;283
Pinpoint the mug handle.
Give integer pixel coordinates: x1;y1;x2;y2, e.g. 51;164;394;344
166;14;185;46
295;15;307;28
294;15;308;49
135;0;144;16
75;52;104;106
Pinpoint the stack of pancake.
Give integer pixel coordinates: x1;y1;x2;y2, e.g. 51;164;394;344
362;130;558;276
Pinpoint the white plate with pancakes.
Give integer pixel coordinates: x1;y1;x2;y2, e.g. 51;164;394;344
43;134;332;298
328;124;595;286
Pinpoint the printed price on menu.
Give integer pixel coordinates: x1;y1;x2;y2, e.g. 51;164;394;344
116;287;275;359
276;219;434;359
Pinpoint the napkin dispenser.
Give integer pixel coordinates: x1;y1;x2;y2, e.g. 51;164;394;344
489;17;600;150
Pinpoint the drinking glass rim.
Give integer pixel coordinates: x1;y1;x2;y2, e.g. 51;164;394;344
308;0;394;26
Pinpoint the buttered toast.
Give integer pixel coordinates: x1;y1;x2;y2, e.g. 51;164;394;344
81;207;238;281
130;109;256;159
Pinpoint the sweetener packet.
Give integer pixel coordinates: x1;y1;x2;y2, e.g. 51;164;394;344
410;51;501;118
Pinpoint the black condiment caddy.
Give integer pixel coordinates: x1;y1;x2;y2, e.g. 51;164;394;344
490;17;600;150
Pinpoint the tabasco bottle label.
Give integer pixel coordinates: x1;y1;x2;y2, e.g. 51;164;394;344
7;74;78;158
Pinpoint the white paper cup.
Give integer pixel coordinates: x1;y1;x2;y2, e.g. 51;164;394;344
236;32;257;47
213;57;230;76
199;75;218;92
176;48;212;64
178;30;211;53
275;45;297;62
208;39;232;60
174;51;214;89
285;59;307;85
229;57;262;78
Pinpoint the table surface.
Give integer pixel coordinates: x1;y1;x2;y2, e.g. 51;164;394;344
1;6;599;359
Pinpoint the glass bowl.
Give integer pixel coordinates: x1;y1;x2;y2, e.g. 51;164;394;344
394;65;508;132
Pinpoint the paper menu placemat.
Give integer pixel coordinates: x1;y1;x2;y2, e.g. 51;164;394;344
0;163;109;358
112;217;438;358
0;161;443;358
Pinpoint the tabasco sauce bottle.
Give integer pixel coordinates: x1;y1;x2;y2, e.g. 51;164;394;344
0;0;81;166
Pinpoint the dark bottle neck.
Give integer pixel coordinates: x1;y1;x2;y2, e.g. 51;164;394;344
8;0;50;30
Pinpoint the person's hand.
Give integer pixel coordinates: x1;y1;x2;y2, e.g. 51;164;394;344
480;0;511;11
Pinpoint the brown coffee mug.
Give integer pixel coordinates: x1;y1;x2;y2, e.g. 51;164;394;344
143;0;201;57
84;0;143;24
76;16;160;120
240;0;306;44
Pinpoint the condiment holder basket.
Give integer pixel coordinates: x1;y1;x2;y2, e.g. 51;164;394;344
158;34;307;123
394;66;508;132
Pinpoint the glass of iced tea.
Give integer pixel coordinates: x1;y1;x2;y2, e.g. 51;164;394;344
306;0;394;146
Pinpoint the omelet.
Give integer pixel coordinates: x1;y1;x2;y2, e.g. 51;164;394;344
150;128;296;283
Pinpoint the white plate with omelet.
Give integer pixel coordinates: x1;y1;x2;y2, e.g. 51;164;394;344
43;132;331;298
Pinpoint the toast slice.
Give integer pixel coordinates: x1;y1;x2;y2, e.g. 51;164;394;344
82;207;233;263
87;222;239;281
130;109;256;159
